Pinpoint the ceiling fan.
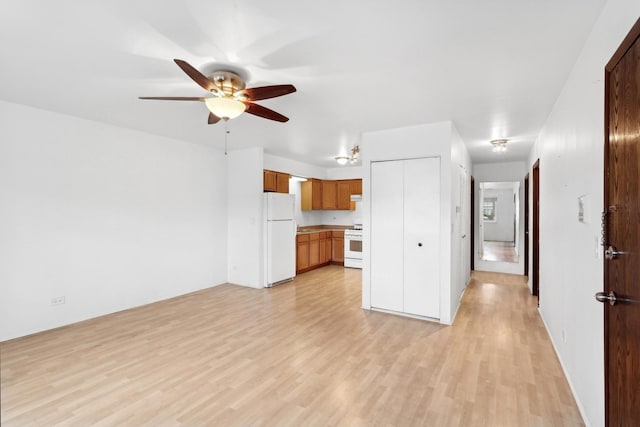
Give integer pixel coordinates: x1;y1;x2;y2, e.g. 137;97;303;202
139;59;296;124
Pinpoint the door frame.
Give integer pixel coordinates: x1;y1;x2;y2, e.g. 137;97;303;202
524;173;530;277
532;160;540;302
470;175;475;271
603;17;640;425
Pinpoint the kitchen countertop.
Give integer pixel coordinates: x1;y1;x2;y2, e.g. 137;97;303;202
296;225;352;235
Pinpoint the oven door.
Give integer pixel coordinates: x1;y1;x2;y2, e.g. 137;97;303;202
344;234;363;268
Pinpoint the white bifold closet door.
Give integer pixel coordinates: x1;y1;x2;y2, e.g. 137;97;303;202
371;157;440;318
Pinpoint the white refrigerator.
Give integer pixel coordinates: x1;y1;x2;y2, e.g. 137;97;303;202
264;193;296;287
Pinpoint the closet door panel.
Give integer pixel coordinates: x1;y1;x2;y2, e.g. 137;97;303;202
403;157;440;318
370;160;404;312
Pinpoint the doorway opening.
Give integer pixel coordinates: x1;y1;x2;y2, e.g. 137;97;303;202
479;181;520;263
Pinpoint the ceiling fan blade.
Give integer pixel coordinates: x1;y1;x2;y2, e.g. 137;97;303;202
208;113;221;124
139;96;205;101
238;85;296;101
173;59;219;93
244;102;289;122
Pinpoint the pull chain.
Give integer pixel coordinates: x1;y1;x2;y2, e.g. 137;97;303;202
224;120;229;155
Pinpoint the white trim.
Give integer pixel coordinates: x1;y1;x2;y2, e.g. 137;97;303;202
538;308;590;427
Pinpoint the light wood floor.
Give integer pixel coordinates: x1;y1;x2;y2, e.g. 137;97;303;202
481;241;519;263
1;267;583;426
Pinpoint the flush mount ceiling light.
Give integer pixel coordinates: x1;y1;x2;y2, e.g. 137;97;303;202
490;139;509;153
335;145;360;165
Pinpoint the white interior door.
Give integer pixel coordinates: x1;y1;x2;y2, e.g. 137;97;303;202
370;160;404;312
403;157;440;318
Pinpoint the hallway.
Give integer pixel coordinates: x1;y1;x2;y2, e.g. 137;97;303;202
1;268;582;426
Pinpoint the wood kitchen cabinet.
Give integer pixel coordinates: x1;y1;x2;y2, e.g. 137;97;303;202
264;170;290;193
297;231;340;273
349;179;362;195
337;181;352;210
276;172;290;193
301;179;323;210
322;181;338;210
296;234;310;271
331;231;344;264
263;170;277;192
321;232;332;263
309;233;321;266
300;179;362;211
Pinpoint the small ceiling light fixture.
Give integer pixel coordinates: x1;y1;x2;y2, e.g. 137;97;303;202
490;138;508;153
335;145;360;165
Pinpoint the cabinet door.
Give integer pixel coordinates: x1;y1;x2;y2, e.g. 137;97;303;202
331;231;344;263
337;181;351;210
296;234;310;272
403;157;440;318
276;173;290;193
322;181;338;210
324;238;332;263
370;161;404;312
349;179;362;195
264;170;277;192
309;233;321;266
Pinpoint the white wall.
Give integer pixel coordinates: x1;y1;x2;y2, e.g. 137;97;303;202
526;2;639;425
362;121;470;325
227;147;264;288
473;162;526;275
483;188;516;242
450;126;472;322
263;153;326;179
0;101;228;341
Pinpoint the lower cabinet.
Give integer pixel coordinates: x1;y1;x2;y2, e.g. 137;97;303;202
331;231;344;263
296;231;344;274
296;234;310;272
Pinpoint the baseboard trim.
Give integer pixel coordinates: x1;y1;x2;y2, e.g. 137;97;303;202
538;308;591;427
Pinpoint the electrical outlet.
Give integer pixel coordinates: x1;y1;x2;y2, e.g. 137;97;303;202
51;296;65;306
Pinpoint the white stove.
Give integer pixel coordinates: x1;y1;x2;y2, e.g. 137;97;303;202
344;226;363;269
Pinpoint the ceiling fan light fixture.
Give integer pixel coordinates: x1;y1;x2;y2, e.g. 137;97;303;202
205;97;246;120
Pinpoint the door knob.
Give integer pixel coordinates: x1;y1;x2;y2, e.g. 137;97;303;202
418;243;422;247
595;291;618;306
605;246;625;260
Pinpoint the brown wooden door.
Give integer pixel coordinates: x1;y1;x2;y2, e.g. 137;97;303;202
602;18;640;426
470;176;475;271
532;159;540;301
524;173;529;277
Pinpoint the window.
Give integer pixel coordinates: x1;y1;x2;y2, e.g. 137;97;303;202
483;197;497;222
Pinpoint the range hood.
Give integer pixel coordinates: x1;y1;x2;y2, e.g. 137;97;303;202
350;194;362;202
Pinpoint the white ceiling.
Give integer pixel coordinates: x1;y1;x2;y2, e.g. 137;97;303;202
0;0;607;167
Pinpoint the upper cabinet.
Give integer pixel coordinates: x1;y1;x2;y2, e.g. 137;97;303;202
322;181;338;210
337;181;351;210
263;170;290;194
301;178;362;211
301;179;323;210
263;170;277;192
